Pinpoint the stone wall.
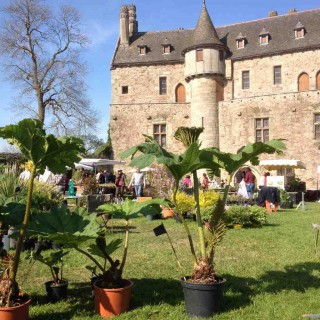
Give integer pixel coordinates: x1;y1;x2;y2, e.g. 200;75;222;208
219;90;320;188
225;50;320;100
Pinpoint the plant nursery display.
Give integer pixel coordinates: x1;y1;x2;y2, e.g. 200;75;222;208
0;118;84;320
122;126;285;317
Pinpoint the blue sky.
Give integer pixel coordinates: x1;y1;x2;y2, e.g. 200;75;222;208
0;0;319;150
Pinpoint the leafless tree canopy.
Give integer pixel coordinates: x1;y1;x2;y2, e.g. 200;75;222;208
0;0;98;135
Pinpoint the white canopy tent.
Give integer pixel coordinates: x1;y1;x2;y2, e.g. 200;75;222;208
79;158;126;167
79;158;126;173
259;159;306;170
127;167;157;173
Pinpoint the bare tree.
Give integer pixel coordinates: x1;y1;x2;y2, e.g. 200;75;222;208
0;0;97;135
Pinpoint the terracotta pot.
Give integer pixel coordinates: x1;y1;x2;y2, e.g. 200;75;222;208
162;207;174;218
0;296;31;320
94;279;133;318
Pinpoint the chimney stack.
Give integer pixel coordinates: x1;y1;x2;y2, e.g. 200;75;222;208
288;8;297;14
268;10;278;17
128;4;137;37
120;6;129;45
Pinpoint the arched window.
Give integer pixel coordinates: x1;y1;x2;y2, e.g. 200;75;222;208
316;71;320;90
298;73;309;92
175;83;186;103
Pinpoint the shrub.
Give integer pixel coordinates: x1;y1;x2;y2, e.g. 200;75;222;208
173;191;194;215
31;180;63;211
198;191;221;221
224;205;267;227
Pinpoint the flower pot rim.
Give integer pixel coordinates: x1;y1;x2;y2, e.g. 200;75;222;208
45;280;68;287
180;275;226;286
93;279;133;291
0;294;31;310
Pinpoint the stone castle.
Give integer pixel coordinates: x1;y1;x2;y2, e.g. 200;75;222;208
109;3;320;188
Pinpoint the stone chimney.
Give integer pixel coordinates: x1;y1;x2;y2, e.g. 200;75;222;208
288;8;297;14
268;10;278;17
128;4;137;37
120;5;129;45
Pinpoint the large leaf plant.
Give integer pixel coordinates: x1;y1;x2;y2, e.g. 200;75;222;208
26;199;170;289
121;127;285;283
0;118;84;307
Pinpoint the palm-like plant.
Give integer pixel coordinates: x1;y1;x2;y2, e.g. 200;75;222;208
121;127;285;283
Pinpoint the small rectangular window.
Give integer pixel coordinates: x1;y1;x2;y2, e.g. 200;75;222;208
255;118;269;142
260;35;269;45
314;114;320;140
196;49;203;62
274;66;282;85
159;77;167;95
153;124;166;147
242;71;250;89
163;45;170;54
295;29;304;39
122;86;128;94
237;39;244;49
139;46;146;55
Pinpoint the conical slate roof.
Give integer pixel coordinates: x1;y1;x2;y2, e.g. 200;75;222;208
194;4;224;45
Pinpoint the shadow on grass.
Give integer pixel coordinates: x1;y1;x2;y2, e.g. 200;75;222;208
30;282;95;320
258;261;320;293
130;277;183;308
221;274;257;312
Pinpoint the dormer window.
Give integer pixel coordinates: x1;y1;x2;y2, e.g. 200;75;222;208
138;45;147;55
259;28;270;45
162;44;171;54
294;21;305;39
236;32;246;49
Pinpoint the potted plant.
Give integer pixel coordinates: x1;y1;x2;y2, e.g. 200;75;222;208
0;118;84;319
121;127;285;317
26;198;169;317
92;198;169;317
28;249;69;303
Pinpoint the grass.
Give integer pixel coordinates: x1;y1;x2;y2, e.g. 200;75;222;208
16;202;320;319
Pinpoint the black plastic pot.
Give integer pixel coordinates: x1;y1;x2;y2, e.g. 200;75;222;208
180;276;226;318
45;280;68;303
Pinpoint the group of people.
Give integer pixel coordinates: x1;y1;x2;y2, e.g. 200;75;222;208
99;168;146;199
179;173;225;192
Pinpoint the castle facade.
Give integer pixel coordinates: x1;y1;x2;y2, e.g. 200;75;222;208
110;3;320;188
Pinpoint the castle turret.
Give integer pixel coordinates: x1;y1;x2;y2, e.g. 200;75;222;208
120;5;129;45
182;3;228;148
128;4;137;37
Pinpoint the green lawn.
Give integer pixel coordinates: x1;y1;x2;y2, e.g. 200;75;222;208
19;202;320;319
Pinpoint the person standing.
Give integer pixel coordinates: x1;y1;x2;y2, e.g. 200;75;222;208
129;168;145;198
244;167;255;199
201;173;209;191
115;169;126;198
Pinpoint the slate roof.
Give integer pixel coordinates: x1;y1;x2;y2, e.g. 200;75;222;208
111;8;320;67
184;4;225;52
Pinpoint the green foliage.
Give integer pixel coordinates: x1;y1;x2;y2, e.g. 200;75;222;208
27;206;102;246
28;250;69;284
173;191;194;215
98;198;171;220
0;168;26;206
280;189;291;203
0;118;84;306
224;205;268;227
0;119;85;175
31;181;63;211
81;176;98;195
